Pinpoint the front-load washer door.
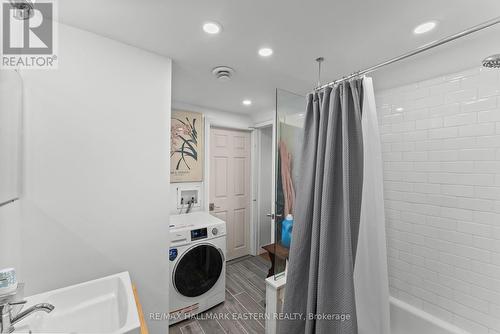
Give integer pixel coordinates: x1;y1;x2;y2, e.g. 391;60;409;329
173;244;224;298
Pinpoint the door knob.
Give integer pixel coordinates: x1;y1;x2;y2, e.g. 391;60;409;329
209;203;220;211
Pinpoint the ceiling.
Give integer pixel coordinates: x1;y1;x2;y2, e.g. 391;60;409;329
56;0;500;115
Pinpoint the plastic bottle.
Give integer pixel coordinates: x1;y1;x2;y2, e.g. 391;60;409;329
281;214;294;248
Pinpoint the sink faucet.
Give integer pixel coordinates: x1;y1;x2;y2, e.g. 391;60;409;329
0;285;54;333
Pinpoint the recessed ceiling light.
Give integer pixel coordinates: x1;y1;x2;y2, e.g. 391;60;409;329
395;107;404;112
413;21;438;35
242;99;252;106
203;21;222;34
258;47;273;57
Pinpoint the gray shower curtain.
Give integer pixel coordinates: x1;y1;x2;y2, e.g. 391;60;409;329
280;79;364;334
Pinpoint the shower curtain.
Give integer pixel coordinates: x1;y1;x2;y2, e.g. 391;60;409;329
279;77;390;334
353;77;391;334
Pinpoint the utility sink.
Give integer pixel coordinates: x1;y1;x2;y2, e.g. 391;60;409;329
14;272;140;334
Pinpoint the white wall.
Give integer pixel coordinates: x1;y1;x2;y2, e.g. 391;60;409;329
0;71;22;205
252;109;274;125
378;67;500;334
173;102;253;130
169;102;253;215
0;23;171;333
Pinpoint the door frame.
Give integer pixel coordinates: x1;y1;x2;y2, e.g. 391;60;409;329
204;117;276;257
251;119;276;256
204;118;254;258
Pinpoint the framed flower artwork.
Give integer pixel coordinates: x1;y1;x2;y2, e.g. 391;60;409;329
170;110;204;182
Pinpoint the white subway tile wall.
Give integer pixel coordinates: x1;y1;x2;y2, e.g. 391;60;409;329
377;67;500;334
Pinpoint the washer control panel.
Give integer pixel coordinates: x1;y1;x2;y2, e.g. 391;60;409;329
170;217;226;247
190;227;208;241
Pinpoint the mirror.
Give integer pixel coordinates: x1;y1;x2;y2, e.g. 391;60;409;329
273;88;306;278
0;70;22;206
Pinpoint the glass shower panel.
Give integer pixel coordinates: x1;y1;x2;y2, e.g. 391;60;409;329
273;88;306;279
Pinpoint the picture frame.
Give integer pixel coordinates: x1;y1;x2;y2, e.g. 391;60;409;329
170;110;204;183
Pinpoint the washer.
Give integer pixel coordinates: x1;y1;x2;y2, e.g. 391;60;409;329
168;212;226;325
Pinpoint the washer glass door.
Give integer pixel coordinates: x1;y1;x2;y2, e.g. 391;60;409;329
174;244;223;297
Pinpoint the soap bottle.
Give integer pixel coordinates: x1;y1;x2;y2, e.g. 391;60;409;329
281;214;294;248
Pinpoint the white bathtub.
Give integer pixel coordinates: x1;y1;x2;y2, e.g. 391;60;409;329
390;297;471;334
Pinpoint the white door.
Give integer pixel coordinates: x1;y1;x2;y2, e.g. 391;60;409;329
209;128;251;260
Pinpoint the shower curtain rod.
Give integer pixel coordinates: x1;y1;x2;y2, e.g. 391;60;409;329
315;16;500;91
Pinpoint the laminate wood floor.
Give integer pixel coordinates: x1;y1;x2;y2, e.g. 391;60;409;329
169;255;270;334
